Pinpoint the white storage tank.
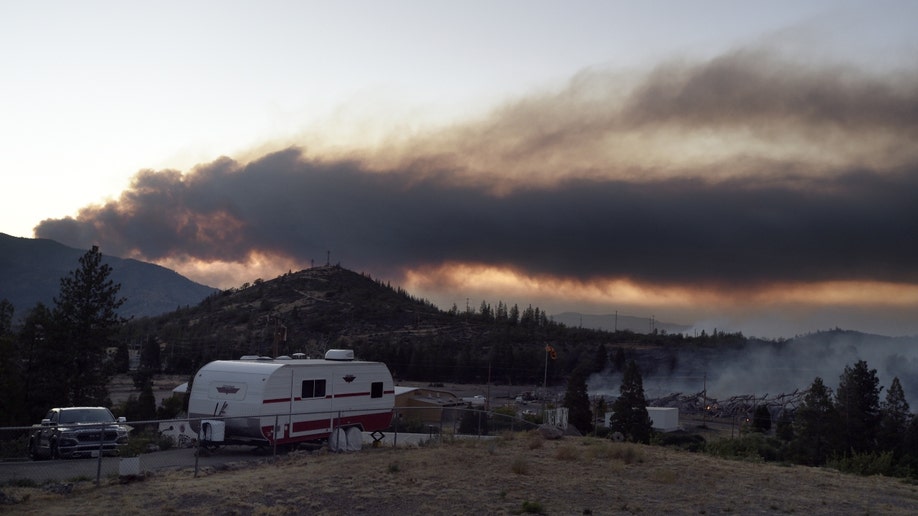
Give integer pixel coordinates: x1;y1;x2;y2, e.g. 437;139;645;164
647;407;679;432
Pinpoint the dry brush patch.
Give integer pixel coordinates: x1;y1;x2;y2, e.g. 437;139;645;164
5;433;918;515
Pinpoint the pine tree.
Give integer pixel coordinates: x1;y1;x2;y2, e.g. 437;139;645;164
139;335;162;375
137;380;157;421
611;348;626;372
52;246;127;406
609;360;653;443
16;304;56;422
752;404;772;434
563;368;593;435
592;343;608;374
877;376;911;458
791;377;842;465
902;415;918;473
0;300;24;425
835;360;882;454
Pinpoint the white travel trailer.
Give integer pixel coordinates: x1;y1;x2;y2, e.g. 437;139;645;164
188;350;394;447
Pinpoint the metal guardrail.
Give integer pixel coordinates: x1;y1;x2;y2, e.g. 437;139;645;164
0;407;539;486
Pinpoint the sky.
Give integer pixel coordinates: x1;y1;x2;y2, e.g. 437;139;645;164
2;1;918;339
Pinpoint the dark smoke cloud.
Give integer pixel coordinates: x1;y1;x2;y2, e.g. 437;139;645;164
623;50;918;133
34;52;918;292
34;148;918;289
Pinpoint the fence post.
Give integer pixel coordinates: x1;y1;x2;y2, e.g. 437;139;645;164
194;421;200;478
273;414;278;461
393;408;398;449
95;423;104;485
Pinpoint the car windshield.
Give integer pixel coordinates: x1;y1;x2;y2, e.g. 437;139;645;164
58;408;115;424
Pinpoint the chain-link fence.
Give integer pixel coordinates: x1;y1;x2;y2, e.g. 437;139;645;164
0;407;539;486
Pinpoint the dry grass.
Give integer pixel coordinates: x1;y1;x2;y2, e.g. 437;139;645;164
5;433;918;515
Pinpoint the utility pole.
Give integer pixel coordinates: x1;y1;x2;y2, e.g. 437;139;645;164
702;372;708;427
486;361;491;411
542;347;549;421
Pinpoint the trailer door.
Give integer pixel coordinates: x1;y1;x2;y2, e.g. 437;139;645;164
260;367;294;444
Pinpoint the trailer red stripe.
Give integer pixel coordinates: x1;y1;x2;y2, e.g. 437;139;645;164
263;393;394;403
291;418;334;432
333;391;369;398
263;411;394;443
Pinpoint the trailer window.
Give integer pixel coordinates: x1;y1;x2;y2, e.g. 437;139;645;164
371;381;383;398
302;379;327;398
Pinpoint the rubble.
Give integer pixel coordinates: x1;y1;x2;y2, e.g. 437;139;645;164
648;389;807;422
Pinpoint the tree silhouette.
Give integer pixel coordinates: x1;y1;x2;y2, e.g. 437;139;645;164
563;368;593;435
52;246;127;406
0;300;23;425
592;343;608;374
609;360;653;443
135;335;162;388
878;376;911;459
752;404;772;434
791;377;842;465
836;360;881;454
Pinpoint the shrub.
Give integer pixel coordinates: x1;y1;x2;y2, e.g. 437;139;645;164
705;433;786;462
589;442;645;464
827;451;900;477
527;435;544;450
554;445;579;461
657;432;706;452
612;443;644;465
511;456;530;475
520;500;546;514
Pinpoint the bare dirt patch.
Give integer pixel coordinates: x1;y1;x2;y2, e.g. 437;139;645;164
6;434;918;515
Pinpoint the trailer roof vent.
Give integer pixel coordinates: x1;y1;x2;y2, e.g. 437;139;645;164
240;355;260;360
324;349;355;361
275;355;292;360
292;353;307;360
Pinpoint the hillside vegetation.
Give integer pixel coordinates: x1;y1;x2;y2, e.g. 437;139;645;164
120;265;745;384
6;434;918;515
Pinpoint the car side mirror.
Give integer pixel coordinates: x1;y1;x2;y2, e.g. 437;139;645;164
41;418;51;426
117;417;127;423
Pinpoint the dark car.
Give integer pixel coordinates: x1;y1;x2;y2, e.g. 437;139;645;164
28;407;130;460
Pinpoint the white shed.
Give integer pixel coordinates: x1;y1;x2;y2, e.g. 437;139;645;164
603;407;679;432
647;407;679;432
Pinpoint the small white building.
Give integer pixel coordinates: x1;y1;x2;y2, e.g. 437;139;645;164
603;407;679;432
647;407;679;432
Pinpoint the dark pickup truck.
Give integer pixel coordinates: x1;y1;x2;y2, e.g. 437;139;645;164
28;407;130;460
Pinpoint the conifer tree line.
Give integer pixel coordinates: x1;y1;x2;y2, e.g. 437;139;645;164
785;360;918;475
0;246;129;425
572;357;918;478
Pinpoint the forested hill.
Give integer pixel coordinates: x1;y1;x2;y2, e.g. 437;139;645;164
122;265;915;402
123;265;731;384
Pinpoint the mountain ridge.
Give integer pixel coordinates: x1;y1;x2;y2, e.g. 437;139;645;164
0;232;218;321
